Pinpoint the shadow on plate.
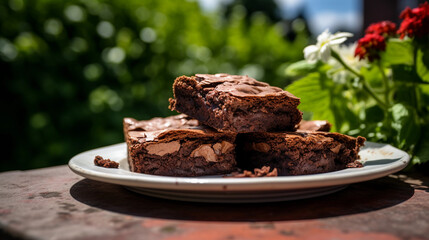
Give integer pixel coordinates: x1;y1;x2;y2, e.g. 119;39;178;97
363;158;402;166
70;175;415;222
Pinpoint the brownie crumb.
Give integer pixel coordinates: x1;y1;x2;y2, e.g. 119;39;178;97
347;161;363;168
94;155;119;168
227;166;278;178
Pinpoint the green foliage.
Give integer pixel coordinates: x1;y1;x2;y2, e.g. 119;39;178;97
285;35;429;168
381;38;414;66
286;64;360;133
284;60;320;77
0;0;307;171
416;46;429;82
287;72;336;129
389;103;421;150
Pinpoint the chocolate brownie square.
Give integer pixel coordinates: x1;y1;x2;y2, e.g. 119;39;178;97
169;73;302;132
123;115;237;177
236;131;365;176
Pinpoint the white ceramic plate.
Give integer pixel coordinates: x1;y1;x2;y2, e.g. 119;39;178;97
68;141;409;203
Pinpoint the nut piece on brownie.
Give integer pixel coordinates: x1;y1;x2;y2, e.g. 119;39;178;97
169;73;303;132
297;120;332;132
123;115;237;177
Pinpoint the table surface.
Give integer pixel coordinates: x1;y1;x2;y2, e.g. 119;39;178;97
0;165;428;240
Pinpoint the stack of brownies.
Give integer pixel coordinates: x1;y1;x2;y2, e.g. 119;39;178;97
123;74;365;177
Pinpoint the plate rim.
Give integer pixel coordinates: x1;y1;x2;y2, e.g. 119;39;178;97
68;141;410;192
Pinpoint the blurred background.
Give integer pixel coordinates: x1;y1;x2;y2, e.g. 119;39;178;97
0;0;423;172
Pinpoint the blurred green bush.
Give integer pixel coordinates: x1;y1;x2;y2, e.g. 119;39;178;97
0;0;308;171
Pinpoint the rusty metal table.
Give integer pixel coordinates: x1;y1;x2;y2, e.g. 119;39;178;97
0;165;428;240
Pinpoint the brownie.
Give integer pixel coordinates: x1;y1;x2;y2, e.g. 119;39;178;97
123;115;237;177
169;73;302;132
236;131;365;176
94;155;119;168
297;120;332;132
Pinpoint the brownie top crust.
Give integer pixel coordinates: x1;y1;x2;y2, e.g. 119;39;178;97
124;114;233;144
128;127;223;143
194;73;299;99
124;114;198;132
245;130;366;152
290;130;365;143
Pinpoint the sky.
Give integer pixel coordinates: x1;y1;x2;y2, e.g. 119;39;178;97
276;0;363;34
197;0;363;35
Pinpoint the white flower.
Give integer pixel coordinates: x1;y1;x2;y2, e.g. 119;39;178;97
328;43;367;84
330;42;367;69
303;29;353;63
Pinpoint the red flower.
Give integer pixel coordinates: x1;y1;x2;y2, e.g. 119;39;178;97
365;21;397;37
397;2;429;39
354;33;386;62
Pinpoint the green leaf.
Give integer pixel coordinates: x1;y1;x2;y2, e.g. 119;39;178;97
420;84;429;113
284;60;319;77
413;126;429;165
391;64;423;83
365;105;384;123
416;47;429;82
381;38;414;66
360;66;383;88
286;73;329;111
394;85;415;107
389;103;421;150
286;72;336;130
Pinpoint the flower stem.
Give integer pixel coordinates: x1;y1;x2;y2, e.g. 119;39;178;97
331;50;362;78
377;61;391;106
362;82;387;109
331;50;387;109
